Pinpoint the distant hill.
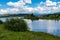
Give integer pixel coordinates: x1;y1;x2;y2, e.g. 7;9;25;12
0;13;32;18
33;13;46;16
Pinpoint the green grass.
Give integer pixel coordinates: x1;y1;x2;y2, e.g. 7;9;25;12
0;24;60;40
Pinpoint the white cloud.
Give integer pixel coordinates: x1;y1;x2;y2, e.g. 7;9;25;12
0;8;20;14
7;8;20;14
37;0;60;14
0;9;8;14
33;0;60;14
6;0;33;13
7;0;32;7
24;0;32;4
7;1;25;8
0;0;60;14
0;0;32;14
45;0;57;7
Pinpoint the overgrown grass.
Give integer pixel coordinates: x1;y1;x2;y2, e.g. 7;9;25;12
0;24;60;40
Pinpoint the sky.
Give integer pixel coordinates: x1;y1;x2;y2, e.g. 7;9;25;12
0;0;60;14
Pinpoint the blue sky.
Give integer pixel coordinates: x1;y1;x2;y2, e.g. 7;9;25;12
0;0;60;14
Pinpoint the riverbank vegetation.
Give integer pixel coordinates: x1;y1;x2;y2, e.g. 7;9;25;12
0;18;60;40
24;12;60;20
39;12;60;20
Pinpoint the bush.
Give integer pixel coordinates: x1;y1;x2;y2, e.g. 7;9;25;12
4;18;28;32
0;20;3;24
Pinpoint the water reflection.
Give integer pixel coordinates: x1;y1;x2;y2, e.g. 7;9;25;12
25;19;60;36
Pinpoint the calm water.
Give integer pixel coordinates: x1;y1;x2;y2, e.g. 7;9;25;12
0;18;60;36
24;19;60;36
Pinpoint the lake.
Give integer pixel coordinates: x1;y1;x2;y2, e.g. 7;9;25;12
0;18;60;36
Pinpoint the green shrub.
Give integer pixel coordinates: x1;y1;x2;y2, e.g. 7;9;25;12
0;20;3;24
4;18;28;32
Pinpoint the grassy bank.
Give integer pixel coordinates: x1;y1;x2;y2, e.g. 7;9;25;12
0;24;60;40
